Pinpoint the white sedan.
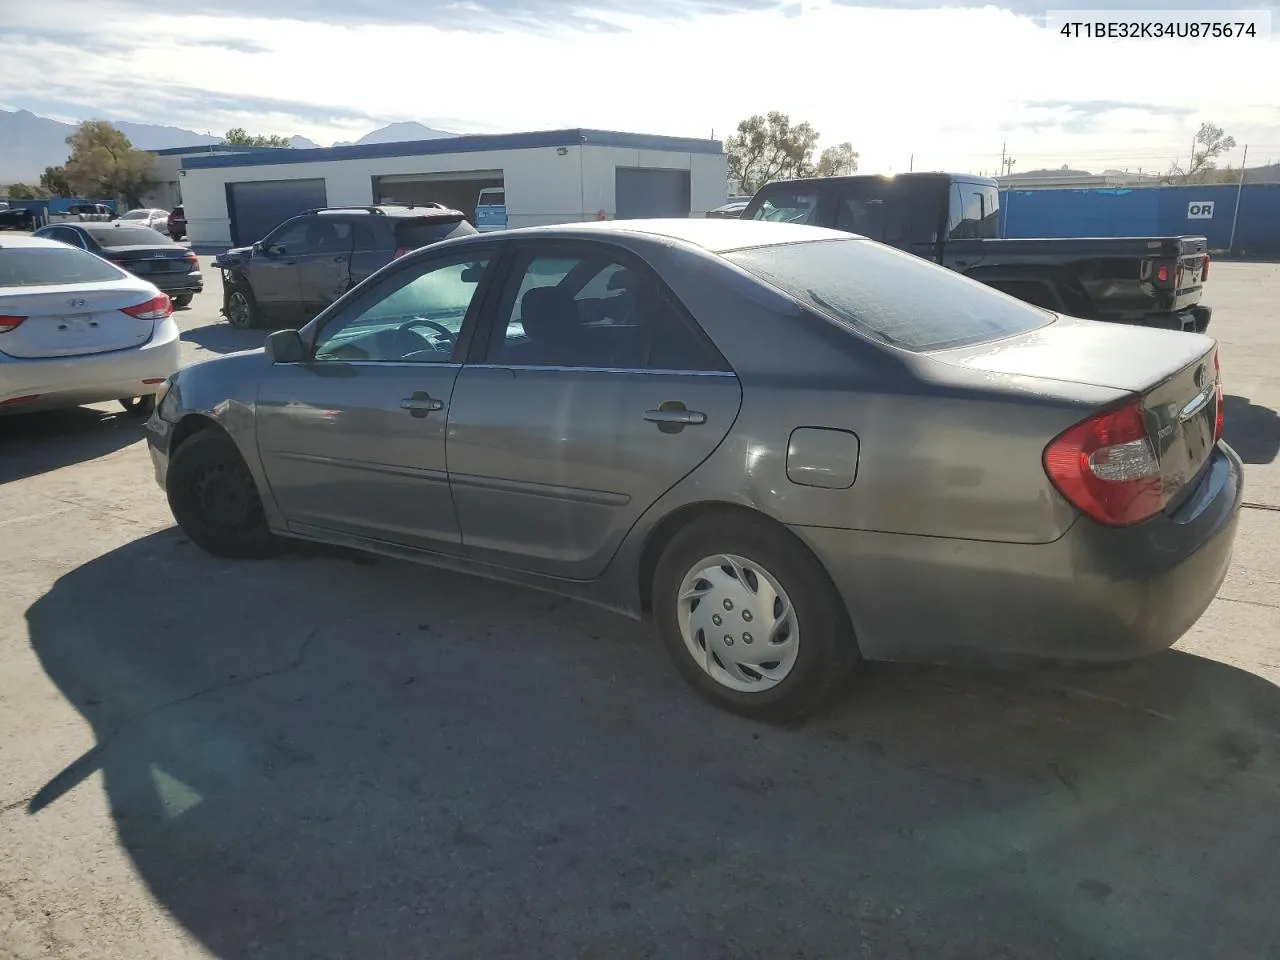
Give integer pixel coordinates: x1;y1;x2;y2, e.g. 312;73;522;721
117;208;170;232
0;234;181;416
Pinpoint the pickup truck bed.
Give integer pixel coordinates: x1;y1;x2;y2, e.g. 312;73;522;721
945;235;1210;328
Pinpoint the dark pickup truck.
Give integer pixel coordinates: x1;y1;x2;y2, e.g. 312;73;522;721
743;173;1212;333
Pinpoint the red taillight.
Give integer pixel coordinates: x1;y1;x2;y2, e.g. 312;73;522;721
183;251;198;266
1157;264;1169;282
0;315;26;333
1214;350;1224;442
392;247;408;260
1044;400;1163;527
1;394;40;406
121;294;173;320
1203;253;1210;281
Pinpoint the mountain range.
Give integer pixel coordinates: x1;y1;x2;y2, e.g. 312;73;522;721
0;109;457;182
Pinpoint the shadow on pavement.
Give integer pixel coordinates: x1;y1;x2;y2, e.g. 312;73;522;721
22;530;1280;959
182;321;269;357
1223;394;1280;464
0;407;145;484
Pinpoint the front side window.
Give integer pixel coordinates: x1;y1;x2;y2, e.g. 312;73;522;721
726;237;1052;352
312;255;491;363
264;219;314;255
486;248;727;371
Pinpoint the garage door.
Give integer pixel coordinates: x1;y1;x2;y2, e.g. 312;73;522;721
615;168;691;220
226;178;327;246
372;172;503;225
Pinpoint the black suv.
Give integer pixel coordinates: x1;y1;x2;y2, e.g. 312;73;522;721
213;204;477;328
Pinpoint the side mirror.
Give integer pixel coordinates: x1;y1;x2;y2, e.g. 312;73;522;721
265;329;305;364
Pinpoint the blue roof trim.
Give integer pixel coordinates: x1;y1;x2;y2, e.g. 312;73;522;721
180;128;723;170
151;144;284;157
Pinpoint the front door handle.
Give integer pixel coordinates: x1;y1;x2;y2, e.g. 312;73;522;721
400;392;444;417
644;408;706;425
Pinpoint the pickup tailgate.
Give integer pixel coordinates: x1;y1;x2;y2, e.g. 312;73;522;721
943;316;1222;503
1149;235;1209;312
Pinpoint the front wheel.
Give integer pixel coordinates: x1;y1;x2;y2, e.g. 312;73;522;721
225;285;260;329
652;513;859;722
166;430;283;559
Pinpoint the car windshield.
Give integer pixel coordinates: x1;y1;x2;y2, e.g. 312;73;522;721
726;237;1053;352
0;246;123;287
748;192;820;224
120;210;147;219
89;225;171;247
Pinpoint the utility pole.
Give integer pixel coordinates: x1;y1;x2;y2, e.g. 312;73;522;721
909;153;914;172
1228;144;1248;254
1000;142;1006;176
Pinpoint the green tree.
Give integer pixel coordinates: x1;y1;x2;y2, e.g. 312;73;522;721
7;183;48;199
63;120;159;206
40;165;73;196
1165;122;1237;183
224;127;293;148
726;112;820;193
816;141;859;177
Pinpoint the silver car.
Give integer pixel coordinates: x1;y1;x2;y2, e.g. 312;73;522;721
146;219;1242;720
118;208;170;232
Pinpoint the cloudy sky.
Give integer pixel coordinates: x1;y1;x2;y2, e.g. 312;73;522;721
3;0;1279;175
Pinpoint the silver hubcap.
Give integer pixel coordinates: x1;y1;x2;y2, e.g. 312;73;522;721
677;553;799;693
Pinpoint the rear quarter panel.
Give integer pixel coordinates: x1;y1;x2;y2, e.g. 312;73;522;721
635;241;1111;545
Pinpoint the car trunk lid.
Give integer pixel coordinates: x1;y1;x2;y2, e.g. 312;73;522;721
939;316;1221;505
0;285;159;358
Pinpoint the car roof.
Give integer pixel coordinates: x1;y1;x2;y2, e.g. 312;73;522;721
473;218;857;253
0;234;68;249
308;204;466;220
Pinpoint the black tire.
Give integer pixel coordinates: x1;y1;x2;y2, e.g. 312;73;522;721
652;512;859;722
172;293;193;308
166;430;283;559
225;284;260;329
119;395;156;417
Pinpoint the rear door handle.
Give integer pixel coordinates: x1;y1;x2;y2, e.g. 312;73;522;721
400;392;444;417
644;407;706;425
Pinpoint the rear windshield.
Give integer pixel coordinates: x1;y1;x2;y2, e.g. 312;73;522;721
119;210;148;219
0;247;124;287
726;238;1052;352
395;217;477;251
87;225;171;247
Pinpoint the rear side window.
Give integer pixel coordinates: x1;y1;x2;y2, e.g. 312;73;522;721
0;247;124;287
89;225;170;247
395;218;478;251
726;238;1052;352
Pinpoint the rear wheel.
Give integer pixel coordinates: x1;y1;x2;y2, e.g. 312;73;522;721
652;513;858;722
166;430;282;559
119;395;156;417
172;293;193;308
226;284;260;329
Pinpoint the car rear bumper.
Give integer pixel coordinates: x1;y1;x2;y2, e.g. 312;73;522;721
149;272;204;295
0;318;181;415
792;442;1243;664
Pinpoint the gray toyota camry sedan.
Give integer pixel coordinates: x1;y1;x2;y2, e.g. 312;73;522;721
146;218;1242;721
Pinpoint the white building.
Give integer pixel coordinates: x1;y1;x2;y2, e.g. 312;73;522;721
179;129;729;249
141;144;290;212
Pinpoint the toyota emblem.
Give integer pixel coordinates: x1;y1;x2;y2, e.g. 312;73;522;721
1194;364;1206;388
67;298;86;308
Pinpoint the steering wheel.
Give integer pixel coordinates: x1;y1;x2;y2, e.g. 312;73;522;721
396;317;456;347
